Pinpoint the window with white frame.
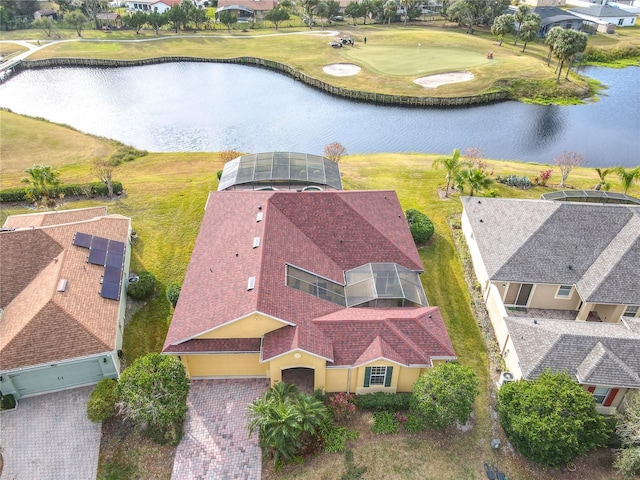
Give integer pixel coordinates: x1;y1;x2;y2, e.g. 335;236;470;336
556;285;572;298
624;305;639;317
592;387;610;405
369;366;387;386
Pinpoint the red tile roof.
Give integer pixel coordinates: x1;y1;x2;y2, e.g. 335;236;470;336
0;211;131;371
163;190;454;366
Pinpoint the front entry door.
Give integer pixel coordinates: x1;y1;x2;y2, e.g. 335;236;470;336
504;283;533;307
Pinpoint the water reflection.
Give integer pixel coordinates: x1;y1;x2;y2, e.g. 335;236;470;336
0;63;637;167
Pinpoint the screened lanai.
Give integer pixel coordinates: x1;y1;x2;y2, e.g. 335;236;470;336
217;152;343;191
541;190;640;205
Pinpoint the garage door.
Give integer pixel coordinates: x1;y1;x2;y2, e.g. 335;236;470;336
9;359;105;398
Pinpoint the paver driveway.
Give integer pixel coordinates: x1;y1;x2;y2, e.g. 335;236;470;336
0;386;101;480
172;379;269;480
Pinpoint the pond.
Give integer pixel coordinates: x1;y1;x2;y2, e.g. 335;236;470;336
0;62;638;167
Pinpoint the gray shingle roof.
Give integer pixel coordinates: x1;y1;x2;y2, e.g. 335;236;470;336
570;5;636;18
506;316;640;387
462;197;640;304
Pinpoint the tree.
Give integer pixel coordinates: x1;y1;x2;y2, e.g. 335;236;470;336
167;4;186;32
411;362;479;430
22;164;61;205
614;390;640;476
147;10;168;34
65;10;90;37
324;142;346;163
433;148;469;197
32;17;57;37
382;0;397;25
192;7;208;30
545;26;562;67
326;0;341;22
554;151;583;187
298;0;319;27
218;10;237;32
83;0;107;29
614;166;640;194
487;0;510;26
87;378;118;423
497;370;607;467
247;383;330;467
315;1;329;28
166;282;181;308
264;6;290;29
454;167;494;196
344;1;362;25
519;14;540;53
405;209;434;244
92;157;119;199
117;353;190;445
447;0;490;34
512;3;529;46
126;10;148;34
491;14;514;47
594;167;612;191
552;29;587;82
400;0;420;25
361;0;377;25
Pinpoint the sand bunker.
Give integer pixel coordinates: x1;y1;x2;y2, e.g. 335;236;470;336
414;71;474;89
323;63;361;76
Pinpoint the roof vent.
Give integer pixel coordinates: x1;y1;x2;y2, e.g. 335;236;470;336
247;276;256;290
253;237;260;248
256;212;263;222
57;278;68;292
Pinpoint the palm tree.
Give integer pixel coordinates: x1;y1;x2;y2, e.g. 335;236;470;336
513;4;530;46
21;164;61;206
247;398;300;466
433;148;470;197
594;167;612;191
454;167;494;197
614;166;640;194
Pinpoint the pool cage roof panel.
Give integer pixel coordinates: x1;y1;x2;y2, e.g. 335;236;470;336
218;152;343;191
541;190;640;205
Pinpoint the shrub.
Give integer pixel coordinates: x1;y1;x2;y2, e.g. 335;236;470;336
328;392;356;422
87;378;118;423
166;282;181;308
371;411;400;434
127;271;156;300
0;181;123;204
498;370;607;467
411;362;479;430
354;392;411;412
109;146;148;164
220;149;241;163
496;174;532;189
404;413;425;433
405;209;435;245
615;447;640;477
0;187;27;203
321;424;359;453
0;394;16;410
534;169;553;187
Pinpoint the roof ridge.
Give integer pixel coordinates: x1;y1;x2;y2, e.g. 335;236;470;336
384;319;427;363
418;307;455;355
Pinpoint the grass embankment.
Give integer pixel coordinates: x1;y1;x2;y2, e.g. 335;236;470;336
4;24;598;101
3;111;638;479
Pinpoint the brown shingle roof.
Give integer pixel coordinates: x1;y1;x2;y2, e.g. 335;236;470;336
2;207;107;229
0;211;130;371
163;190;454;366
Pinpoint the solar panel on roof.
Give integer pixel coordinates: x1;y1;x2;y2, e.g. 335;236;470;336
105;252;124;268
73;232;93;248
88;248;107;265
103;266;122;283
91;236;109;251
107;240;126;255
100;280;120;300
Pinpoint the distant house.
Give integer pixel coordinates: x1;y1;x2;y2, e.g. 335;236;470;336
125;0;183;14
534;7;585;36
33;9;58;21
215;4;255;22
461;197;640;413
163;189;456;394
569;3;637;32
0;208;132;400
96;12;122;28
521;0;567;6
216;0;275;17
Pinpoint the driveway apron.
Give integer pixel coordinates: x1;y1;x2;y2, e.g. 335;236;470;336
0;386;101;480
172;379;269;480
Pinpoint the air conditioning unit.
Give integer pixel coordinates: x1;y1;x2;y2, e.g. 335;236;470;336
496;371;515;389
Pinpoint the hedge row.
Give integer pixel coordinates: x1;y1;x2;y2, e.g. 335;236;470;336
0;181;123;203
354;392;412;412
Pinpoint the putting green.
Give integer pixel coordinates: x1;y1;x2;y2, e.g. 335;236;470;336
340;46;490;77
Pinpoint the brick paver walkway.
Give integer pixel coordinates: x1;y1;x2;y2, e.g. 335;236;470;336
172;379;269;480
0;386;101;480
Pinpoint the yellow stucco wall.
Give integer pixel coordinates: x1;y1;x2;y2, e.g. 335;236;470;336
182;353;267;377
326;368;350;392
593;304;625;323
528;284;581;310
354;360;400;395
197;313;288;339
397;367;421;392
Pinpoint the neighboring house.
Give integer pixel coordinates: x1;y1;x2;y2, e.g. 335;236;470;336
569;3;637;30
33;9;58;20
216;0;276;17
522;0;567;6
534;7;585;36
0;208;132;400
218;152;343;192
96;12;122;28
163;190;456;394
125;0;183;14
215;4;254;21
461;197;640;412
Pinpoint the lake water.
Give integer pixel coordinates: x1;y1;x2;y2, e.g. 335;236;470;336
0;62;638;167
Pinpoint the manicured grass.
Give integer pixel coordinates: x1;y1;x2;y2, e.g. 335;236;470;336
3;115;638;480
